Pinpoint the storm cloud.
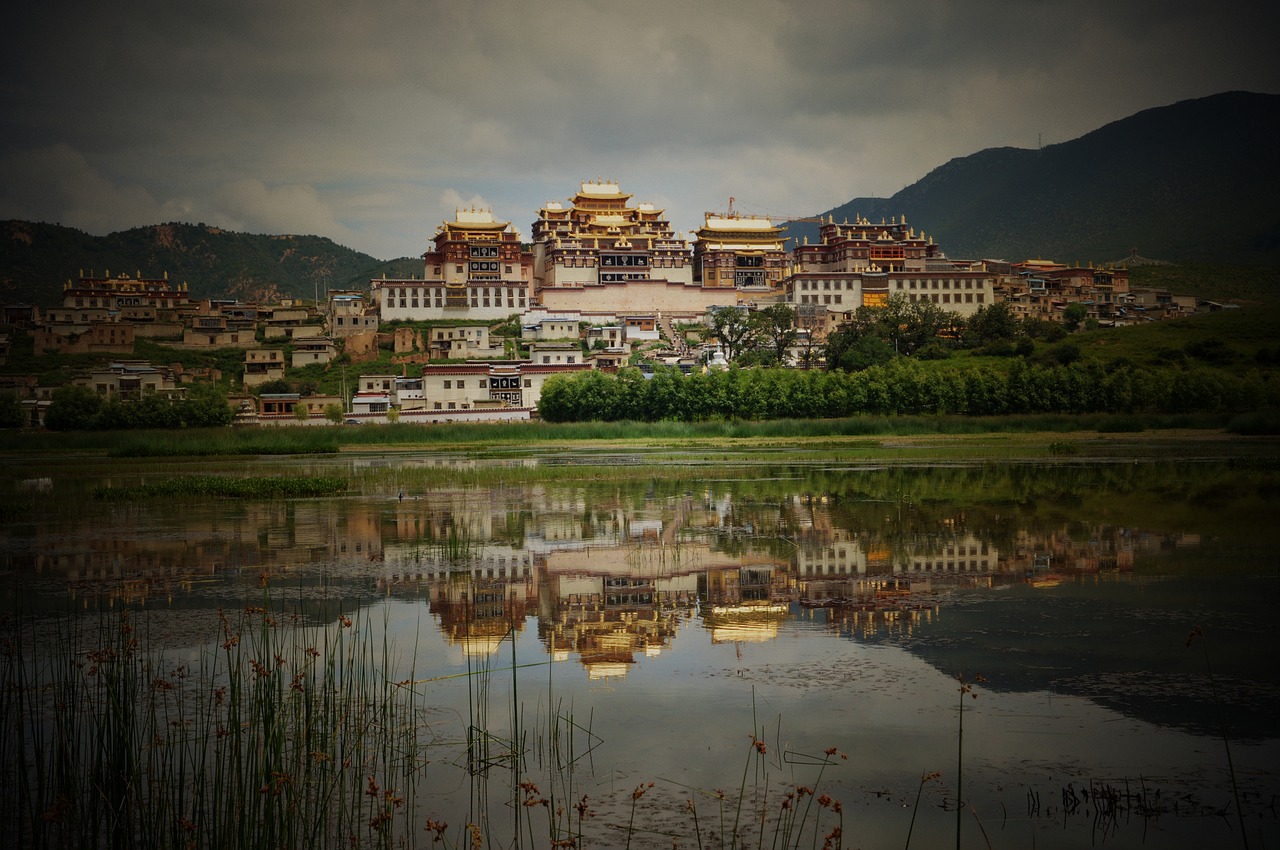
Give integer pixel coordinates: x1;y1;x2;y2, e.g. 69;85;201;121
2;0;1276;259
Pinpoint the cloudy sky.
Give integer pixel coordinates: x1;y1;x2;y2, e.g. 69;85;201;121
3;0;1277;260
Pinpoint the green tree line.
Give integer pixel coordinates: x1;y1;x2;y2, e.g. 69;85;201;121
43;384;235;430
538;359;1276;423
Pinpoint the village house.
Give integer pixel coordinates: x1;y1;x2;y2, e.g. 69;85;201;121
290;337;339;368
33;321;135;356
257;392;343;418
522;318;582;341
527;341;582;366
428;325;505;359
328;291;379;337
350;361;592;420
349;373;396;415
993;260;1131;324
584;324;625;348
74;360;181;399
259;302;324;341
183;313;253;347
242;349;285;388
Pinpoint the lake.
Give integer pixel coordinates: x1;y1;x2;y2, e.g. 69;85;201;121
2;447;1278;849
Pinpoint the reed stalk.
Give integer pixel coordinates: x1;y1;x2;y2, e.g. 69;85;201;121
1;600;429;850
1187;626;1249;850
954;673;984;850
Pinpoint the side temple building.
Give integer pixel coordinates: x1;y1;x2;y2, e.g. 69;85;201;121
373;208;532;322
785;215;995;320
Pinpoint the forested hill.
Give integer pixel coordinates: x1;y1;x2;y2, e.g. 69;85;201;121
0;220;421;307
788;91;1280;265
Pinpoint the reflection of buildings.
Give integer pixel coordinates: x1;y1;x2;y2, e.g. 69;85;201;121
537;571;696;680
429;568;534;656
1005;525;1148;574
808;593;940;642
12;474;1210;660
898;534;998;575
15;500;386;601
699;563;792;644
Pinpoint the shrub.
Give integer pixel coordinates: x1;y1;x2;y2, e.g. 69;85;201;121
915;342;953;360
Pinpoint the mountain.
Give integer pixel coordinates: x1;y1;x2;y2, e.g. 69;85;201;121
787;91;1280;265
0;220;422;307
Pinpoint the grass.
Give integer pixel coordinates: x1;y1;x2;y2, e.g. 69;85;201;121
91;475;348;500
2;410;1262;460
1;603;426;849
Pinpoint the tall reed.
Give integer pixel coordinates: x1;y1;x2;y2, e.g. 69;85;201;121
1;601;428;850
1187;626;1250;849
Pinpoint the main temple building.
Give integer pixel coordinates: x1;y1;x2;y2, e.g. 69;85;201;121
528;179;793;318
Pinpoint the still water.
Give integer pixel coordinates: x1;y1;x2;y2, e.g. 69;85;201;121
2;451;1278;849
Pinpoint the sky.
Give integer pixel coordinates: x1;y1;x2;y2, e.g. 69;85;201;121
3;0;1278;261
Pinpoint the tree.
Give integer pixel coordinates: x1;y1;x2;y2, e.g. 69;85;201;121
0;391;24;428
885;295;951;356
824;293;957;370
750;303;798;366
965;303;1020;347
324;404;344;424
793;303;828;369
1022;317;1067;342
708;307;755;362
256;379;293;395
44;385;103;431
831;333;895;372
1063;302;1087;332
183;383;235;427
293;402;310;421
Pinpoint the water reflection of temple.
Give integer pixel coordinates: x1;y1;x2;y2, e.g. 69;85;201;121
12;501;386;601
7;478;1217;656
431;571;533;656
537;571;696;680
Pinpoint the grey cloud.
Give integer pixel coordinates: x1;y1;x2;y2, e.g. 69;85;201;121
2;0;1276;259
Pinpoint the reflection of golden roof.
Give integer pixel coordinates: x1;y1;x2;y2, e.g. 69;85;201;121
1029;574;1064;588
597;631;637;652
703;603;788;644
586;661;630;680
710;622;779;644
709;603;788;617
451;634;506;656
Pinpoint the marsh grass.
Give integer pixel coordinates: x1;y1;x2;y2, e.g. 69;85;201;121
2;412;1244;459
91;475;348;500
1;603;427;850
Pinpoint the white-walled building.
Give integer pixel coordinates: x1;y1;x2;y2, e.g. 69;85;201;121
374;208;531;323
785;215;995;318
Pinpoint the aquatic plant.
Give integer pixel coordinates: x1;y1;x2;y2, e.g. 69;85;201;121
0;603;427;849
1187;625;1250;849
905;770;941;849
954;672;985;850
91;474;348;500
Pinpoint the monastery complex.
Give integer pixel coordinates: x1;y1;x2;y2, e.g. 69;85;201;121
372;179;1004;327
6;177;1191;426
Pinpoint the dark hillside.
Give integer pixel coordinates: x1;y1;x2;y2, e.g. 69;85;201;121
789;91;1280;265
0;220;420;307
